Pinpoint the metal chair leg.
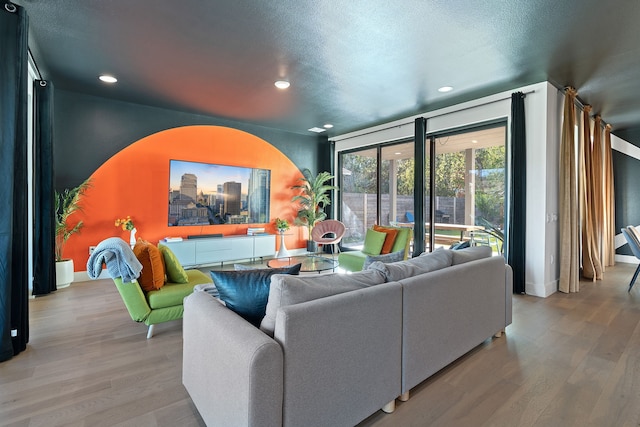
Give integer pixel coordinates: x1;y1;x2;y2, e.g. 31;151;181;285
629;264;640;292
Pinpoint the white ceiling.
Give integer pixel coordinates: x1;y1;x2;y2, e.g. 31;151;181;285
13;0;640;143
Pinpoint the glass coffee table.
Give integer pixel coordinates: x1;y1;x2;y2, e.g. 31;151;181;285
268;255;338;273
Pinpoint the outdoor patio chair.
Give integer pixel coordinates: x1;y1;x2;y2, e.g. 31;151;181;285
620;226;640;292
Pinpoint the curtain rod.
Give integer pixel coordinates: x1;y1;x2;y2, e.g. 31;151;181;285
332;89;536;143
564;86;610;130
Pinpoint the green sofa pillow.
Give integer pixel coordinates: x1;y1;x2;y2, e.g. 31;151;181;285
363;228;387;255
210;264;301;327
159;245;189;283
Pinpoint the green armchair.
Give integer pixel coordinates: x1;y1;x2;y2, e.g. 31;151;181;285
114;269;212;338
338;226;412;272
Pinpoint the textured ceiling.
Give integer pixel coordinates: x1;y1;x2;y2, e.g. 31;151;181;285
13;0;640;142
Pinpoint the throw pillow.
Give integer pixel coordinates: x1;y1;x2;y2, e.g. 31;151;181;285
362;250;405;270
133;239;166;292
390;227;412;256
369;247;453;282
449;240;470;250
159;245;188;283
451;246;493;265
210;263;301;327
234;263;261;271
372;225;399;254
260;268;386;336
362;228;387;255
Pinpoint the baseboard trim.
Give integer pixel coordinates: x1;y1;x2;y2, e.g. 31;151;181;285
525;279;557;298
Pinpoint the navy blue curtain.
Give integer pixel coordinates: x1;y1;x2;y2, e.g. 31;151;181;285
507;92;526;294
33;80;56;296
0;2;29;362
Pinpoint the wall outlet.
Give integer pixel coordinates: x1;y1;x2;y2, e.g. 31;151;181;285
89;246;96;255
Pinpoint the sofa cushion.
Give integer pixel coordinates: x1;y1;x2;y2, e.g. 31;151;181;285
337;251;368;272
368;248;453;282
159;245;189;283
451;246;493;265
133;239;166;292
362;250;405;270
260;269;386;336
210;264;301;327
146;269;212;309
373;225;399;254
362;228;387;255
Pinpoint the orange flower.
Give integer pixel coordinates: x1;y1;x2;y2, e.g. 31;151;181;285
115;216;135;231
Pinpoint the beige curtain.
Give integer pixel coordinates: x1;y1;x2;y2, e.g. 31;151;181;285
603;124;616;266
580;106;602;280
580;111;603;280
559;88;580;293
591;116;605;273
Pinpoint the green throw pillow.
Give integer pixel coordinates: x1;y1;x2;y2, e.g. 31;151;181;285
363;228;387;255
159;245;189;283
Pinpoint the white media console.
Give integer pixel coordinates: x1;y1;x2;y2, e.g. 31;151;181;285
158;234;276;268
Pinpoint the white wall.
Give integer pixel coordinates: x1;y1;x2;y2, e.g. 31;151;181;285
332;81;562;297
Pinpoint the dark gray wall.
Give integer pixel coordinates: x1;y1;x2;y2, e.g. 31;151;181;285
53;89;329;190
614;148;640;256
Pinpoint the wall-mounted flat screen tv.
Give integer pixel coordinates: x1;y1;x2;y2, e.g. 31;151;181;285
168;159;271;226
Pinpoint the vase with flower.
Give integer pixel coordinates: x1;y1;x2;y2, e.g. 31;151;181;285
274;218;290;258
115;216;136;247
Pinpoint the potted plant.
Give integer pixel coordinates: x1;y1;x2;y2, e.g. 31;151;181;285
55;179;91;287
291;169;338;252
274;218;290;234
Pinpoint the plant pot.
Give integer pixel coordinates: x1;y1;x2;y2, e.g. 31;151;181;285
56;259;74;288
306;240;318;253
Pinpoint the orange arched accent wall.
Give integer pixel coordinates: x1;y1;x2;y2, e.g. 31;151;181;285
65;125;307;271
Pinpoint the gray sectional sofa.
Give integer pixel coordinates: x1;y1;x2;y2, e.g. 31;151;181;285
182;247;512;427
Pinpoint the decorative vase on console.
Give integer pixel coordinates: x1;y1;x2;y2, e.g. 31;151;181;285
115;216;136;248
129;227;137;247
274;218;290;258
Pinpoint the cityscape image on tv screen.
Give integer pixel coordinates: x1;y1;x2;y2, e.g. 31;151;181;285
168;159;271;226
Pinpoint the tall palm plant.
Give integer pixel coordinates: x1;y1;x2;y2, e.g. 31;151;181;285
291;169;338;241
55;179;91;261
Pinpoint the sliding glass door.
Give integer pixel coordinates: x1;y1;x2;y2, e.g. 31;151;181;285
338;122;506;255
431;125;506;252
339;141;414;249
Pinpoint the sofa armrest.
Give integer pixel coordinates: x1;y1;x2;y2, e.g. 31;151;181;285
400;256;508;393
505;263;513;326
183;291;283;427
274;282;402;427
113;278;151;322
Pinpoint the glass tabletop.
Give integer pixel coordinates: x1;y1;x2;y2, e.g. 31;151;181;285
267;255;338;273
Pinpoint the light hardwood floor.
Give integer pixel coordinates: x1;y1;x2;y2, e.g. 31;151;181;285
1;263;639;427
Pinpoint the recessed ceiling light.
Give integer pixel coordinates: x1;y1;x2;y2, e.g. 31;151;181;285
323;123;334;129
438;86;453;93
99;75;117;83
274;80;290;89
308;127;326;133
471;139;478;144
395;152;402;155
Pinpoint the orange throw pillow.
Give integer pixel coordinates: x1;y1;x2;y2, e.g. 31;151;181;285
133;239;166;292
373;225;399;254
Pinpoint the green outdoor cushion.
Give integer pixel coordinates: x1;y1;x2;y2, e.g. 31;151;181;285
390;227;412;257
338;251;368;272
362;228;387;255
159;244;189;283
